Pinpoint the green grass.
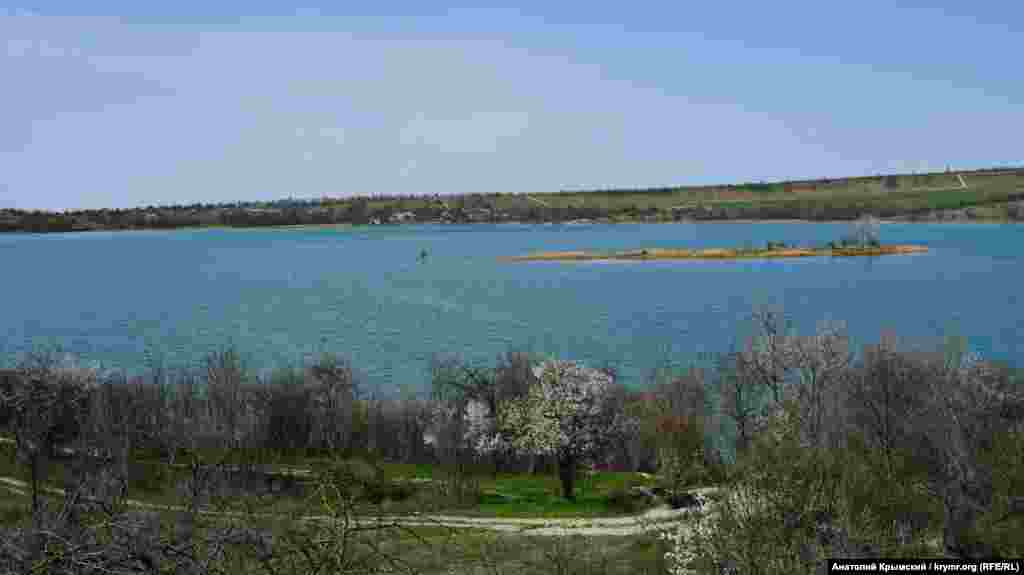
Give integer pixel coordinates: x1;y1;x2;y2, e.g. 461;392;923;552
683;177;1021;215
449;470;659;518
509;170;1024;218
365;465;664;518
0;442;669;520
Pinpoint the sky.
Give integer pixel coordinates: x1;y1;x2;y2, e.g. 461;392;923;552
1;2;1022;211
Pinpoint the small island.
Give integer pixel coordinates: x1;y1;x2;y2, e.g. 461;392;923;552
498;244;928;262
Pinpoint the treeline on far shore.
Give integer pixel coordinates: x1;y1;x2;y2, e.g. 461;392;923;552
4;166;1024;234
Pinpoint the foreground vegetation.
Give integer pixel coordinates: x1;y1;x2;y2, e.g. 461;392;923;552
1;307;1022;573
3;166;1023;233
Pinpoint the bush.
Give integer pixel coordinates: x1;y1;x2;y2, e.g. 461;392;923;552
605;486;643;514
309;456;394;504
126;460;174;494
315;456;425;505
0;504;30;527
658;401;884;575
364;479;417;504
436;465;483;507
605;483;657;514
839;432;942;553
655;415;707;494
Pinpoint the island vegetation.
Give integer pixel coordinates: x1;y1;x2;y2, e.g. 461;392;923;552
1;307;1022;573
499;244;928;262
500;216;928;262
3;165;1024;234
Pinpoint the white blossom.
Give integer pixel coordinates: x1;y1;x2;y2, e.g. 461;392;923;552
496;359;621;462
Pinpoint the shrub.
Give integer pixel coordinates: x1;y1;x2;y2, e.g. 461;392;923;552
425;461;483;508
0;505;30;527
657;400;880;574
654;415;707;494
126;460;173;494
605;485;647;514
364;479;417;504
309;456;388;504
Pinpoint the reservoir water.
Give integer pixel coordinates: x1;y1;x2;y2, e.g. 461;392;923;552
2;222;1021;394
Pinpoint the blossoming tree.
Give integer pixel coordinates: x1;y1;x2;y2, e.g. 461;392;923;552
490;358;631;501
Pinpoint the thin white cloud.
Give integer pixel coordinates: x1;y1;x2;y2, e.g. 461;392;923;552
1;15;1020;210
399;111;530;155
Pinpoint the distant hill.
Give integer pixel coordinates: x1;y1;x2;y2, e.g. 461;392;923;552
3;165;1023;233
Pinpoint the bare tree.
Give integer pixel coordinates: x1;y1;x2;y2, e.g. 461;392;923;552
788;320;854;450
0;356;96;514
715;350;768;456
716;306;802;460
257;367;314;452
918;352;1024;558
205;346;250;448
843;337;933;483
428;354;500;471
738;307;798;406
307;353;359;453
841;335;1024;558
650;367;709;420
495;350;536;404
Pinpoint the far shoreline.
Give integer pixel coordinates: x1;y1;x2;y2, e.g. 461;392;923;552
1;218;1019;237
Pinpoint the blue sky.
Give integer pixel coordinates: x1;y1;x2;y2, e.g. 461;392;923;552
2;2;1021;210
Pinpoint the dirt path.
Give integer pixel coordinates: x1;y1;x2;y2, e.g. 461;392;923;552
0;474;716;537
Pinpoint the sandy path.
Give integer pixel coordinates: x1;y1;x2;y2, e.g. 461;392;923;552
0;474;716;537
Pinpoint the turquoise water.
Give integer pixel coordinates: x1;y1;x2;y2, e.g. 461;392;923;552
1;223;1021;394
